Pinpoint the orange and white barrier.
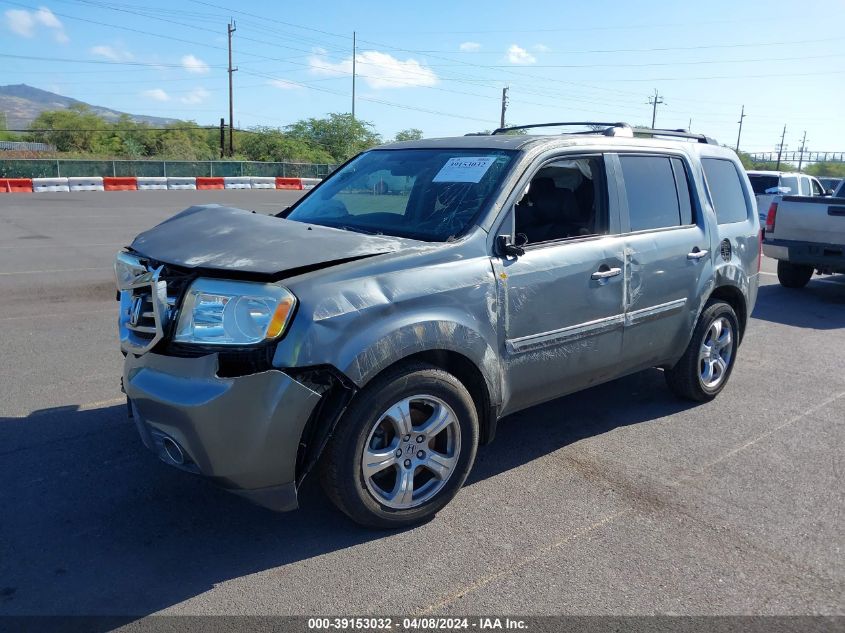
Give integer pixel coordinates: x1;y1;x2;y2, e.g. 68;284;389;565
33;177;70;192
166;177;196;190
3;175;321;192
250;177;276;189
137;177;168;190
103;177;138;191
0;178;33;193
223;176;252;189
196;177;225;190
68;176;105;192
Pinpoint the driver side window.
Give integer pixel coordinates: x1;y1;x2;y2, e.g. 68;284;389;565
515;156;608;245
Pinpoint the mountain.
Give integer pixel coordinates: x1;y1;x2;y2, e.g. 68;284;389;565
0;84;179;130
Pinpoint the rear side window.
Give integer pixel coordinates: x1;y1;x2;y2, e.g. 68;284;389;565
619;155;688;231
702;158;749;224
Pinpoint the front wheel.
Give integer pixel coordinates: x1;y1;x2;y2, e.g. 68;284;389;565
665;300;739;402
777;261;814;288
319;362;479;528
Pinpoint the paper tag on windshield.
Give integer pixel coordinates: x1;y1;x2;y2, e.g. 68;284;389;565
433;156;497;183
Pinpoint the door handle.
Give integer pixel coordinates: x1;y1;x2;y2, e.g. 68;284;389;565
687;248;709;260
591;267;622;280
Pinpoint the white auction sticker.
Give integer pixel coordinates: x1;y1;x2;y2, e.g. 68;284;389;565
433;156;497;183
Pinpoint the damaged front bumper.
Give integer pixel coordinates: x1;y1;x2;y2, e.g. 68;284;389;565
123;352;322;511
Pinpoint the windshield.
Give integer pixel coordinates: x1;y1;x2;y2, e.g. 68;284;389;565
748;174;779;194
286;148;517;241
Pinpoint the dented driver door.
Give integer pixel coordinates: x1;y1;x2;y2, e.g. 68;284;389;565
493;153;627;416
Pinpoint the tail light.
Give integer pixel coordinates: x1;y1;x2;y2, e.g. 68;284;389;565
765;202;778;233
758;229;763;272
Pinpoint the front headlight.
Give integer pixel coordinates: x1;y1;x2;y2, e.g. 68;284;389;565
174;278;296;346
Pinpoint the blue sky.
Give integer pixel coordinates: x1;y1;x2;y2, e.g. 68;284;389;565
2;0;844;154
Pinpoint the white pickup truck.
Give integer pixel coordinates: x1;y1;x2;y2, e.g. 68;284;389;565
762;190;845;287
747;170;831;225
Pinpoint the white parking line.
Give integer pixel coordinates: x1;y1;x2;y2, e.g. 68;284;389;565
0;243;121;250
0;308;114;322
0;267;108;276
417;390;845;614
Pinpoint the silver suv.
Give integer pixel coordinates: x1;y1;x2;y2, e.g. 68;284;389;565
115;122;760;528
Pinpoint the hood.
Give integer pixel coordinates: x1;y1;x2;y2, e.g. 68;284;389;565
129;204;418;276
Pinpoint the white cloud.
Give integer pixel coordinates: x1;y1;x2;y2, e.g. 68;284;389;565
506;44;536;65
459;41;481;52
533;44;551;53
309;50;437;89
4;6;67;42
268;79;303;90
180;87;210;104
141;88;170;102
5;9;35;36
90;44;133;62
181;54;209;74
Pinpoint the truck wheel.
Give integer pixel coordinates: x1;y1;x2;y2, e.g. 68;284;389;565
320;362;479;528
777;261;814;288
665;300;739;402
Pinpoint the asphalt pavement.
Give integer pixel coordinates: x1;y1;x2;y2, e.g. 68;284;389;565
0;191;843;618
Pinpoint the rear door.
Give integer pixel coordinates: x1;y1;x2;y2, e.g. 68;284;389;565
610;153;712;373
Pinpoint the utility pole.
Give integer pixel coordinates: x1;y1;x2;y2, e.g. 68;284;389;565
735;105;746;152
775;124;787;170
797;130;808;171
227;20;237;157
688;118;692;132
500;87;509;129
219;117;225;158
647;88;664;128
351;31;356;120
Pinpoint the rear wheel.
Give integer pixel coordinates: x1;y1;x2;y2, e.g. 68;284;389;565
777;261;814;288
320;362;478;528
665;300;739;402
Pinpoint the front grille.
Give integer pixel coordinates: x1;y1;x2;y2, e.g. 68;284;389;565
118;256;187;355
126;291;157;336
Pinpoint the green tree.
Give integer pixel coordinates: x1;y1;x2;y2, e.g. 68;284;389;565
26;105;110;152
239;126;334;163
394;128;423;142
804;161;845;178
286;113;381;162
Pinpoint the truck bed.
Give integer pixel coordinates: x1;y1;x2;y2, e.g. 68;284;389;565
769;195;845;245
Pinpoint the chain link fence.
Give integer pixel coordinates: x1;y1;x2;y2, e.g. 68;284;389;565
0;159;338;179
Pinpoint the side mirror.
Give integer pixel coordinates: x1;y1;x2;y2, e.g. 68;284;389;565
825;189;835;196
497;233;528;257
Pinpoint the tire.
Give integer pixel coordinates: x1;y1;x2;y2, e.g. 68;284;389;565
777;261;814;288
665;300;739;402
319;362;479;529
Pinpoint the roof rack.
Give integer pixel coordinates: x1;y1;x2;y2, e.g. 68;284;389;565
491;122;630;135
488;121;718;145
632;127;718;145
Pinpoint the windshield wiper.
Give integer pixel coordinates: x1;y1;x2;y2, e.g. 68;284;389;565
338;225;383;236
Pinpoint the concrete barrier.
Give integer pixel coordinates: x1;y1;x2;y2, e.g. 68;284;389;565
301;177;322;190
33;177;70;193
137;177;168;190
224;176;252;190
103;177;138;191
167;177;196;190
68;176;104;192
196;177;225;190
250;177;276;189
1;178;33;193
